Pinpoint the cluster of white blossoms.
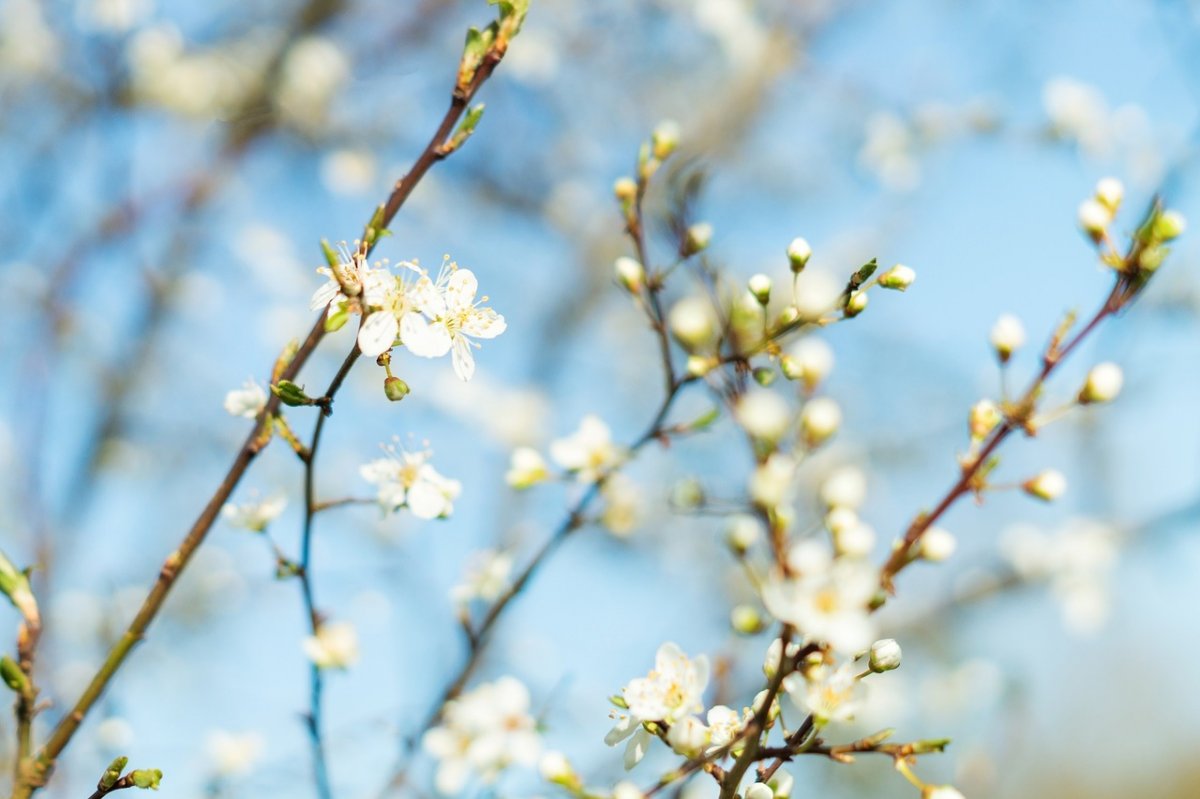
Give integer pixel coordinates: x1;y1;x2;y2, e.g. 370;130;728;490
422;676;541;794
311;247;506;382
360;443;461;520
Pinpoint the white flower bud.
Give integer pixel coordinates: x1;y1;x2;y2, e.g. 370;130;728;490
745;785;774;799
825;507;859;537
731;604;763;634
665;716;710;757
923;786;965;799
989;314;1025;363
781;337;834;390
748;273;772;304
505;447;548;490
1078;198;1112;240
750;453;796;509
1079;362;1123;404
819;465;866;509
539;751;575;783
727;514;763;553
877;264;916;291
685;222;713;254
668;296;718;349
919;527;956;562
868;638;902;672
835;520;875;559
772;771;794;798
845;290;869;317
1094;177;1123;212
651;120;681;159
686;354;716;376
1155;209;1186;241
1023;469;1066;502
614;256;645;293
800;397;841;448
969;399;1002;441
612;781;644;799
735;390;791;443
787;237;812;272
613;177;637;205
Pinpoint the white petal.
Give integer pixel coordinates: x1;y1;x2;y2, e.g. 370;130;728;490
407;480;448;519
401;313;452;358
410;275;446;318
462;308;506;339
623;728;651;770
357;312;399;357
310;278;340;311
451;336;476;381
445;269;479;312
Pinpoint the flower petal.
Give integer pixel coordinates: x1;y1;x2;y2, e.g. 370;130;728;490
451;336;476;381
462;308;506;339
401;313;451;358
445;269;479;312
358;311;399;357
407;480;448;519
310;278;340;311
410;275;447;318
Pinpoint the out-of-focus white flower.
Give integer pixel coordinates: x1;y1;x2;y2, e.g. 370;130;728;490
320;148;377;196
787;237;812;271
612;781;644;799
401;260;507;381
1;0;59;75
506;447;548;489
923;786;966;799
1078;198;1113;239
705;704;745;749
303;621;359;670
819;466;866;510
450;549;513;605
859;112;919;191
538;750;575;784
360;445;462;520
999;519;1118;634
276;36;348;131
748;273;773;304
834;519;876;559
221;494;286;532
763;544;877;655
749;453;796;509
206;730;265;778
96;716;134;750
745;783;774;799
685;222;713;254
224;379;267;418
423;676;541;794
614;257;645;293
550;416;624;482
735;390;791;443
792;270;841;321
503;27;560;86
1094;177;1124;212
726;514;763;553
790;663;863;725
79;0;152;32
969;399;1002;440
1043;76;1113;157
601;473;642;537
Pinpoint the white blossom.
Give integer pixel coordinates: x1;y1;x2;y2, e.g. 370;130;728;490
451;549;513;605
360;445;462;520
206;730;265;778
550;416;624;482
401;260;506;381
303;621;359;670
423;676;541;794
223;379;266;418
506;447;549;489
221;494;286;532
763;545;877;655
790;663;862;725
607;643;709;768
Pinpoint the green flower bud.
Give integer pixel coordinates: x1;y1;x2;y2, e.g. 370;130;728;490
383;376;411;402
271;380;314;407
0;656;27;693
99;757;129;790
129;769;163;790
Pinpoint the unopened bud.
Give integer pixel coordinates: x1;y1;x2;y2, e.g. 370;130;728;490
969;399;1002;440
539;751;579;788
613;177;637;206
651;120;681;160
922;785;965;799
745;784;774;799
684;222;713;255
614;256;645;293
686;354;717;377
990;314;1025;363
383;376;410;402
800;397;841;447
782;338;834;391
669;296;718;349
877;264;916;291
919;527;956;562
787;238;812;272
99;757;128;790
665;716;710;757
1094;177;1123;212
670;477;705;510
1078;362;1123;404
845;291;868;317
129;769;162;790
727;515;763;554
736;390;791;443
748;273;772;305
868;638;902;672
271;380;314;407
1154;209;1186;242
731;604;764;634
1078;198;1112;241
834;519;875;559
0;656;27;693
1023;469;1067;502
